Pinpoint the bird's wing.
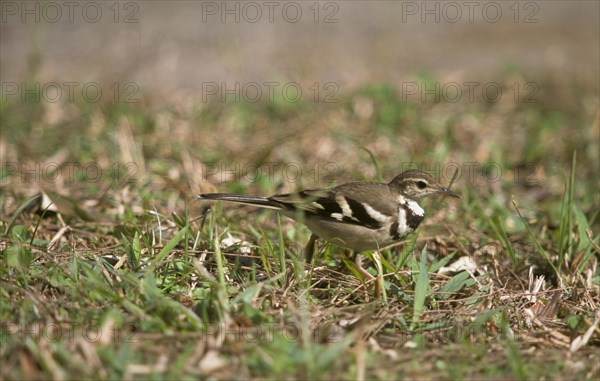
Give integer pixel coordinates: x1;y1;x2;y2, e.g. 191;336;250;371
332;182;397;216
270;183;394;228
269;189;335;213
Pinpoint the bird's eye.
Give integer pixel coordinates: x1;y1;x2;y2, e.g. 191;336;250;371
416;181;427;189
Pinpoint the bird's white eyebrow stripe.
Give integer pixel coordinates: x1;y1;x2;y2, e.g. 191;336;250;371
405;178;429;183
361;203;389;223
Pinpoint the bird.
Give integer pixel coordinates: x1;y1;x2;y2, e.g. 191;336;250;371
197;169;460;280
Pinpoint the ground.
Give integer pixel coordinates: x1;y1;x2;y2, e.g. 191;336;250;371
1;2;599;380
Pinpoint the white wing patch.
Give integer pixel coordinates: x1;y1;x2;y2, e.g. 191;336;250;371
336;194;353;218
407;200;424;216
311;202;325;210
362;203;390;223
330;213;344;221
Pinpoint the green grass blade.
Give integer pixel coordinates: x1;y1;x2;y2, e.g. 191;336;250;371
438;271;470;300
276;214;287;277
359;146;383;182
396;233;418;269
4;194;40;236
145;224;189;274
411;245;429;330
558;151;576;269
512;196;562;284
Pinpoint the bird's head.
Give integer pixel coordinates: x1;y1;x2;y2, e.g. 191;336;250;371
389;170;461;199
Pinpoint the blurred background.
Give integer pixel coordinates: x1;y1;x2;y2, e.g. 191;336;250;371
2;1;599;93
1;0;599;208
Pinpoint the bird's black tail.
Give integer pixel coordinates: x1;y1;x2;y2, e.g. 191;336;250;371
197;194;281;210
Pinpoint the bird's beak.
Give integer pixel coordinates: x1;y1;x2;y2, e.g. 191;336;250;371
439;187;461;199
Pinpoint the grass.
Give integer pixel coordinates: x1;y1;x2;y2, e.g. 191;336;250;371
1;68;599;380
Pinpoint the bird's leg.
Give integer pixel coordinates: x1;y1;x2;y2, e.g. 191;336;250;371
353;252;382;299
371;251;384;299
304;233;319;264
353;253;375;282
299;234;319;287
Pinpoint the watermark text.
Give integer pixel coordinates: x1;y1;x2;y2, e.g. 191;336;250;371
1;1;139;23
1;81;140;104
400;81;539;103
401;1;539;23
201;1;339;23
201;82;339;103
1;322;137;344
203;162;339;184
2;162;139;184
